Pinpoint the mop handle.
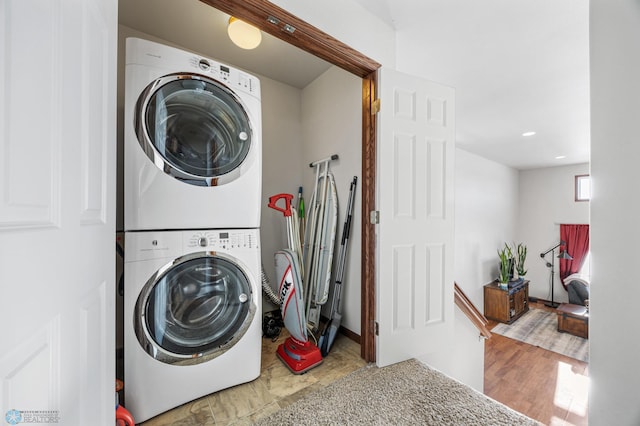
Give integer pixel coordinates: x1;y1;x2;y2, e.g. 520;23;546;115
297;187;305;219
330;177;357;315
340;177;358;248
268;193;294;217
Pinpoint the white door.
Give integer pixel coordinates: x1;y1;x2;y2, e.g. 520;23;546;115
0;0;117;424
376;68;455;367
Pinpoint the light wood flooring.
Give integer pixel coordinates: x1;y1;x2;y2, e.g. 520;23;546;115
484;301;589;426
138;331;367;425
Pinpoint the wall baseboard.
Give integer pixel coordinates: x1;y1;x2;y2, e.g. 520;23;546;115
339;325;360;344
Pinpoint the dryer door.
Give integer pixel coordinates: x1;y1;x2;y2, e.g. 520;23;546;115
134;252;255;365
135;73;254;187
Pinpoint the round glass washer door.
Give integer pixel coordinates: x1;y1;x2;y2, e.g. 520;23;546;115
134;252;255;365
134;72;254;187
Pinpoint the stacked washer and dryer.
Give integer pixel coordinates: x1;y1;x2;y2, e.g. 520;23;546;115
123;38;263;423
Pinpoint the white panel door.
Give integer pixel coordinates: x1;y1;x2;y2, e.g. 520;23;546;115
376;68;455;367
0;0;117;424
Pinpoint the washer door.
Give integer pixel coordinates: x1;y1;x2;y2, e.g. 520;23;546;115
134;252;255;365
134;72;253;187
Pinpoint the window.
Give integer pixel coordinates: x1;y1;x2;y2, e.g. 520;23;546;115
575;174;591;201
578;251;591;278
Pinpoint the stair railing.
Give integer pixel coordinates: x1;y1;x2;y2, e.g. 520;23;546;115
454;282;492;339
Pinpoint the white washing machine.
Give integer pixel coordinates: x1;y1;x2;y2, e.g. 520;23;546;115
124;229;261;423
124;37;262;231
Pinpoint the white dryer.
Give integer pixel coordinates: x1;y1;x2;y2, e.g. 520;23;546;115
124;229;261;423
124;38;262;231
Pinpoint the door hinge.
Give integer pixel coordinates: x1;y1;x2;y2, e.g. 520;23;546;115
370;210;379;224
374;321;379;336
372;98;381;114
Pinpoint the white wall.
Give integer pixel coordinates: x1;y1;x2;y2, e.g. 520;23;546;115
454;150;520;296
590;1;640;423
301;66;363;334
259;79;304;310
449;148;520;391
518;164;589;303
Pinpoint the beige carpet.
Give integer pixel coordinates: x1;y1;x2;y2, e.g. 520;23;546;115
491;308;588;362
255;359;540;425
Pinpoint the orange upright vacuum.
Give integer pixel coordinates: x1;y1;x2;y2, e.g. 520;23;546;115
268;194;323;374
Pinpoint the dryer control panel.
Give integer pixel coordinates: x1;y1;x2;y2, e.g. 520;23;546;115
125;37;260;100
189;56;260;99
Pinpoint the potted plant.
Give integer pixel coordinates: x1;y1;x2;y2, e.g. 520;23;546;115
515;243;527;277
497;244;513;289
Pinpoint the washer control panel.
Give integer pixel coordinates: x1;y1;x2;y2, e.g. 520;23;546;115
185;229;259;251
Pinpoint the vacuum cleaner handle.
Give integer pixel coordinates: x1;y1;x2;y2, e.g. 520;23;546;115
268;193;294;217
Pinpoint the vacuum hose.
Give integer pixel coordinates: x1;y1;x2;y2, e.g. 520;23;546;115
261;265;281;306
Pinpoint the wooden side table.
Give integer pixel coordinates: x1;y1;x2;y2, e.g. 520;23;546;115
483;280;529;324
556;303;589;338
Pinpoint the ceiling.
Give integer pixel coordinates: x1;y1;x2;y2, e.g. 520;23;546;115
118;0;332;89
119;0;590;170
353;0;591;170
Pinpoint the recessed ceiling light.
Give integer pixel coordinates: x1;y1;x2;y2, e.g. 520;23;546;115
555;155;566;160
522;131;536;137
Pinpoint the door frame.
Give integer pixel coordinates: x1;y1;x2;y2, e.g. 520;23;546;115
199;0;380;361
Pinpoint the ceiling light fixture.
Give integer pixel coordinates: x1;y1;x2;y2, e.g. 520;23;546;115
227;17;262;50
555;155;566;160
522;131;536;137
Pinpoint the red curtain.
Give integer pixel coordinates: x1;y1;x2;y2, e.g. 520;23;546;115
559;224;590;289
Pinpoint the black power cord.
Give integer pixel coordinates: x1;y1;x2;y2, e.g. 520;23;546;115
262;310;283;341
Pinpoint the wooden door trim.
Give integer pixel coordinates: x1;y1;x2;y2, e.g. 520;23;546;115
199;0;380;76
199;0;379;361
361;72;377;361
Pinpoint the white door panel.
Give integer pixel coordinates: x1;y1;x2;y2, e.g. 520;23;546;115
0;0;117;424
377;68;455;367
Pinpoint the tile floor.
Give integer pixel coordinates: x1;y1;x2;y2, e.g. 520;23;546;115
137;331;367;425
